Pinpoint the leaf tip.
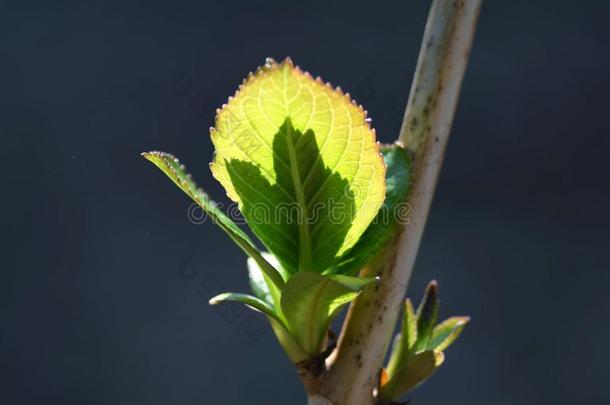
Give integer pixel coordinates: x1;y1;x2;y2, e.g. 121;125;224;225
456;316;471;326
141;150;159;158
208;294;224;305
141;150;171;164
426;280;439;296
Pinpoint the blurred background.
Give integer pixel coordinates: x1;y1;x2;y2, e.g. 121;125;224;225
2;0;609;404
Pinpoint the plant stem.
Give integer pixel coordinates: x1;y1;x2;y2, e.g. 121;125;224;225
305;1;482;404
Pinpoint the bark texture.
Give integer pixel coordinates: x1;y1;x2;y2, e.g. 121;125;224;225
304;1;482;404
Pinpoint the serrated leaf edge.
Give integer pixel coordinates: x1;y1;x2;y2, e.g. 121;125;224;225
208;57;386;207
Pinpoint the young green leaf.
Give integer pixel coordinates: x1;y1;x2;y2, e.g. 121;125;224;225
210;58;386;274
142;151;285;290
280;272;375;355
328;144;412;276
383;282;469;400
380;350;444;401
209;292;279;322
429;316;470;352
386;299;418;377
415;280;439;350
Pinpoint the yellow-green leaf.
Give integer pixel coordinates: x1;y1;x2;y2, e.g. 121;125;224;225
327;144;412;275
210;58;386;274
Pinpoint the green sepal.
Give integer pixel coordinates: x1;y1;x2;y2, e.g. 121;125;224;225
326;144;413;276
281;272;377;355
212;258;377;363
267;317;310;364
142;151;285;290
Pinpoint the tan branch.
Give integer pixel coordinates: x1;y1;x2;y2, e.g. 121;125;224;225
306;1;482;404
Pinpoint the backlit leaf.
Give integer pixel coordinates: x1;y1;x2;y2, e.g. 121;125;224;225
210;58;386;274
328;144;412;275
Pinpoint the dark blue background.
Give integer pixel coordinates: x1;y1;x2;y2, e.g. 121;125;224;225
2;0;609;404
